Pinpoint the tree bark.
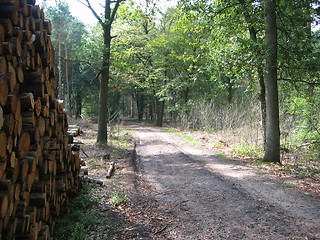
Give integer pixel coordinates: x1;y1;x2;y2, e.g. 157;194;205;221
64;45;70;116
95;0;124;143
57;20;62;100
136;89;145;120
97;22;111;144
263;0;280;163
156;99;165;127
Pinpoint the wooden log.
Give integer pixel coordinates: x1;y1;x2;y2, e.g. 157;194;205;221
14;183;20;201
0;40;3;56
38;116;45;137
21;111;35;126
19;83;45;97
19;158;29;182
19;93;34;111
30;5;40;19
16;66;24;83
0;193;8;218
43;20;51;35
7;61;17;92
17;11;24;27
3;114;14;134
29;193;46;207
20;50;30;70
9;151;16;168
14;115;22;136
0;56;7;73
23;70;44;83
3;94;18;115
27;0;36;5
0;0;18;5
0;18;13;37
26;126;39;144
0;106;3;130
16;131;30;159
19;0;28;16
0;23;4;41
2;41;13;56
6;158;19;182
13;26;23;42
6;134;13;153
10;37;22;57
0;78;8;106
0;180;15;204
27;15;35;32
34;18;43;32
0;160;6;180
0;130;7;159
0;4;18;25
34;97;41;116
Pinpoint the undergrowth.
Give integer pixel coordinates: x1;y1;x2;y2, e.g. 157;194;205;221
54;184;116;240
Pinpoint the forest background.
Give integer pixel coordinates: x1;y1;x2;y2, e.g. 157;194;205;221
40;0;319;163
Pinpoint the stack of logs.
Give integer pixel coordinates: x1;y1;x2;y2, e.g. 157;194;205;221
0;0;82;239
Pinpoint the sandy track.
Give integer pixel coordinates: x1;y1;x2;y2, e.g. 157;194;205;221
125;122;320;239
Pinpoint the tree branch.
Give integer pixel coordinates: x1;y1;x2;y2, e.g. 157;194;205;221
110;0;125;25
278;77;320;86
76;0;104;26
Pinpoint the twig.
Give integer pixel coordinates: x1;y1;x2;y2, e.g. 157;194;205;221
81;148;89;157
298;141;320;148
154;225;167;235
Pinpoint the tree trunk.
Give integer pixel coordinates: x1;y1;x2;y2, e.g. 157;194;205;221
75;91;82;119
97;0;112;144
263;0;280;163
57;20;62;100
156;99;165;127
64;45;71;117
136;89;145;120
82;0;123;143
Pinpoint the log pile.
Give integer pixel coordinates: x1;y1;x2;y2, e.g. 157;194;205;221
0;0;81;239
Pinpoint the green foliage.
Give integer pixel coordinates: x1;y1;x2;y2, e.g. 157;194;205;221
109;183;127;208
216;153;227;159
54;184;112;240
282;183;297;188
232;142;264;158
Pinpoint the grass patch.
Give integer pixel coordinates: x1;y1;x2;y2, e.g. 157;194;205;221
161;128;176;133
109;186;127;208
283;161;320;179
54;184;117;240
216;153;227;158
182;135;201;145
282;183;297;188
232;142;263;158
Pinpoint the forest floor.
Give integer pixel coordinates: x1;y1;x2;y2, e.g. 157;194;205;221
70;119;320;240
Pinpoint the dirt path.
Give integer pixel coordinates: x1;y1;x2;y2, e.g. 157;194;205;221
119;122;320;240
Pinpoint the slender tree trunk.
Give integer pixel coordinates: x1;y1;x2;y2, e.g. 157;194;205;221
64;45;71;117
71;62;75;116
97;24;111;143
80;0;123;143
57;20;62;100
263;0;280;163
156;100;165;127
76;91;82;118
258;67;266;149
136;89;145;120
